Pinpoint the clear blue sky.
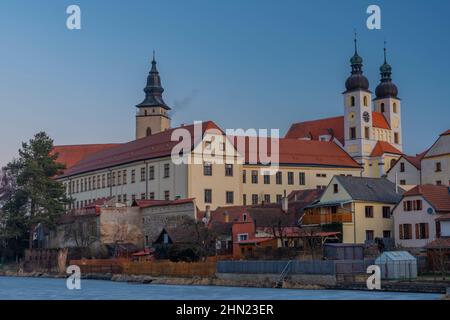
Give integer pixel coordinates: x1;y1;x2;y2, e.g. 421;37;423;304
1;0;449;166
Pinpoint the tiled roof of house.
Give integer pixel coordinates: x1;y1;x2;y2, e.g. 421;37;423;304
370;141;403;157
335;176;404;204
132;198;195;209
52;144;121;173
287;189;325;203
285;112;390;144
372;112;390;129
60;121;221;178
403;185;450;213
232;136;360;168
285;116;345;144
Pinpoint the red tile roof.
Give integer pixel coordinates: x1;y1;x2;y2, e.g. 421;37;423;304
404;185;450;213
232;136;360;168
52;144;121;173
370;141;403;157
61;121;221;177
285;116;344;144
285;112;390;144
372;112;390;129
287;189;325;202
440;129;450;136
132;198;195;208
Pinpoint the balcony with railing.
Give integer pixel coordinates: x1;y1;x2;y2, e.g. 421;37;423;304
301;207;353;225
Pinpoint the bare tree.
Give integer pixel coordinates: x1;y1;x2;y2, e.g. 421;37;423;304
64;216;98;248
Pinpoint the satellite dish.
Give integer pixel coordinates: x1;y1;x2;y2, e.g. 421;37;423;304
427;207;434;215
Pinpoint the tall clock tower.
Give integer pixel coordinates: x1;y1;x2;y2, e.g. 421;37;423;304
135;54;171;140
343;36;375;166
373;45;402;151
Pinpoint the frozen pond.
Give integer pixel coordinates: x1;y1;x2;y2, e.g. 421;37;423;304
0;276;441;300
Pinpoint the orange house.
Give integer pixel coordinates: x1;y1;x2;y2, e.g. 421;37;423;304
231;212;277;259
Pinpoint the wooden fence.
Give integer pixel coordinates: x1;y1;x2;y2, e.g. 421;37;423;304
122;260;217;277
69;259;217;277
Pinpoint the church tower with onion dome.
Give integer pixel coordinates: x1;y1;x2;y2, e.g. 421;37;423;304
373;43;403;152
343;35;376;165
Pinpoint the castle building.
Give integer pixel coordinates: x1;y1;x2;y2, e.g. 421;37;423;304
56;55;363;211
286;38;403;177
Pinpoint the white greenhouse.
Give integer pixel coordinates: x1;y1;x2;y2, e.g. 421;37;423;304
375;251;418;280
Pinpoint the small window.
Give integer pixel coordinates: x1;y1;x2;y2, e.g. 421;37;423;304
364;127;370;139
350;127;356;140
382;206;391;219
365;206;374;218
333;184;339;194
400;180;406;185
140;167;146;181
204;189;212;203
164;190;170;201
251;170;258;184
383;230;391;238
435;162;442;172
263;174;270;184
251;194;258;205
163;164;170;178
149;166;155;180
276;171;282;185
242;170;247;184
299;172;306;185
226;191;234;204
400;162;405;172
243;194;247;206
436;180;442;186
203;162;213;176
276;194;283;203
146;127;152;137
363;96;368;106
238;234;248;242
288;172;294;185
131;170;136;183
350;96;355;107
149;192;155;200
394;132;399;144
225;164;233;177
380;103;385;113
365;230;374;241
263;194;271;204
393;102;398;113
141;193;146;200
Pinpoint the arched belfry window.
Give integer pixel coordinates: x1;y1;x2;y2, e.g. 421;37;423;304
144;110;148;116
393;102;398;113
363;96;367;106
146;127;152;137
380;103;385;113
350;96;355;107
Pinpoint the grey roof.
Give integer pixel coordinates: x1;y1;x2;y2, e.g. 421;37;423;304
335;176;403;204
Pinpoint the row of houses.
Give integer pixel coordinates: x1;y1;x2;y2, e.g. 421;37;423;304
44;174;450;263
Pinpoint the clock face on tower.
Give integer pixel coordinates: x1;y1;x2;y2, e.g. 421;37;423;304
363;111;370;123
